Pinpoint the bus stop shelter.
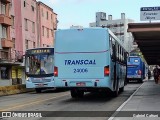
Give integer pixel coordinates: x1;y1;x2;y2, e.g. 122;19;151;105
128;23;160;65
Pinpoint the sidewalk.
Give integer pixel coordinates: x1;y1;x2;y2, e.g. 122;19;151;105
0;84;33;96
112;78;160;120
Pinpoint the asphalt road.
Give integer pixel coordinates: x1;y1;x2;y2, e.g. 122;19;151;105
0;82;142;120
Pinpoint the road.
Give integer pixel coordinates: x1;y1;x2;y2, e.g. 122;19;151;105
0;83;142;120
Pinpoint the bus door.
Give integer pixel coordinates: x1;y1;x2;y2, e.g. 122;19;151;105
112;43;117;90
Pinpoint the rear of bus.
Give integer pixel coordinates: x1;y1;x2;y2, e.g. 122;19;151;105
54;28;112;97
127;56;143;83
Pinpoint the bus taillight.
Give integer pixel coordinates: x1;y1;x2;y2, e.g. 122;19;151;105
54;66;58;77
104;66;109;76
138;70;142;75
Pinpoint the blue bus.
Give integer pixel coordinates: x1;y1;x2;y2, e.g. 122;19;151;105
25;47;54;93
54;28;128;97
127;56;145;83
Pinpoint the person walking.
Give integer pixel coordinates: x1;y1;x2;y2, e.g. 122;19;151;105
153;65;159;84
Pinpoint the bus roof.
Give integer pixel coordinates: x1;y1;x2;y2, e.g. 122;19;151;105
56;27;127;52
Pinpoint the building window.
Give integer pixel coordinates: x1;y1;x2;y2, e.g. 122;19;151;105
1;67;9;79
1;3;6;14
31;5;34;12
46;11;48;20
12;38;15;48
47;28;49;38
25;19;28;31
2;26;7;38
42;26;44;36
25;39;29;49
51;30;53;37
11;15;15;28
33;42;35;48
24;1;26;7
41;8;44;17
32;22;35;33
51;14;52;20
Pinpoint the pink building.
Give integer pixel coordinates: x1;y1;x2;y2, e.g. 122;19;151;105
8;0;38;85
0;0;13;85
37;1;57;47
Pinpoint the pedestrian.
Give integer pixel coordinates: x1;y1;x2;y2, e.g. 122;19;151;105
148;69;151;79
153;65;159;84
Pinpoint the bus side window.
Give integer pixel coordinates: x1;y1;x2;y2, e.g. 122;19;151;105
112;44;116;61
124;52;128;64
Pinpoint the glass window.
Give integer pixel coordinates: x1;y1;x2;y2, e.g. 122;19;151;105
46;11;48;20
32;22;35;33
31;5;34;12
25;19;28;31
134;59;139;62
12;38;15;48
24;1;26;7
26;54;54;75
33;42;35;48
11;15;15;28
47;28;49;38
1;3;6;14
25;39;29;49
1;67;9;79
41;8;44;17
2;26;7;38
42;26;44;36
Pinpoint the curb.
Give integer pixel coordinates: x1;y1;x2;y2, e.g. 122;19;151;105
108;82;144;120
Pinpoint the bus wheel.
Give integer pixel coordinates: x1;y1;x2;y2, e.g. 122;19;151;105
119;86;124;92
113;79;119;97
35;88;42;93
77;91;84;98
138;79;143;83
70;90;78;98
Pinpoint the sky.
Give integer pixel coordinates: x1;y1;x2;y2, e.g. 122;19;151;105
37;0;160;29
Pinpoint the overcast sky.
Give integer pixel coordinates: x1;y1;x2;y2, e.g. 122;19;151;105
38;0;160;29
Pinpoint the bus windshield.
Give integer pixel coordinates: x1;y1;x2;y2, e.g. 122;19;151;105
26;54;54;76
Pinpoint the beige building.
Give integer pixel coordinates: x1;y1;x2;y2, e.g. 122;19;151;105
90;12;135;52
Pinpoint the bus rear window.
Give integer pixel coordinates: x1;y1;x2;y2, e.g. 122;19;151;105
134;59;139;62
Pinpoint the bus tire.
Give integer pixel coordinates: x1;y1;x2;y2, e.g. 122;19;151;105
112;79;119;97
139;79;143;83
70;90;78;98
77;91;84;98
119;86;124;92
35;88;42;93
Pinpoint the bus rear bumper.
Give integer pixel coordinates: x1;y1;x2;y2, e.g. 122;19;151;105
54;78;112;90
26;81;54;88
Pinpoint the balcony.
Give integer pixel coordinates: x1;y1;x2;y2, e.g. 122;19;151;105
1;0;11;4
0;14;11;26
1;38;13;48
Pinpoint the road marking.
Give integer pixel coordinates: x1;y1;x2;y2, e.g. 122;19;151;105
108;83;144;120
0;93;69;111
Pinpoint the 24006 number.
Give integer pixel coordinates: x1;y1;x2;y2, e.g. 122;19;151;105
73;68;88;73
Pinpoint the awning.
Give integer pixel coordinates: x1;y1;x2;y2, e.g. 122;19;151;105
128;23;160;65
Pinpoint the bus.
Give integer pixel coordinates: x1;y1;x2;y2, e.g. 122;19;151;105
25;47;54;93
54;28;128;98
127;56;145;83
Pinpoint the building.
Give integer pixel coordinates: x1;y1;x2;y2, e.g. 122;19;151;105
37;1;57;47
0;0;17;86
0;0;57;86
89;12;135;52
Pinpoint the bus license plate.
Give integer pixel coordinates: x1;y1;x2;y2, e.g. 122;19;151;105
37;84;44;87
76;82;86;86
